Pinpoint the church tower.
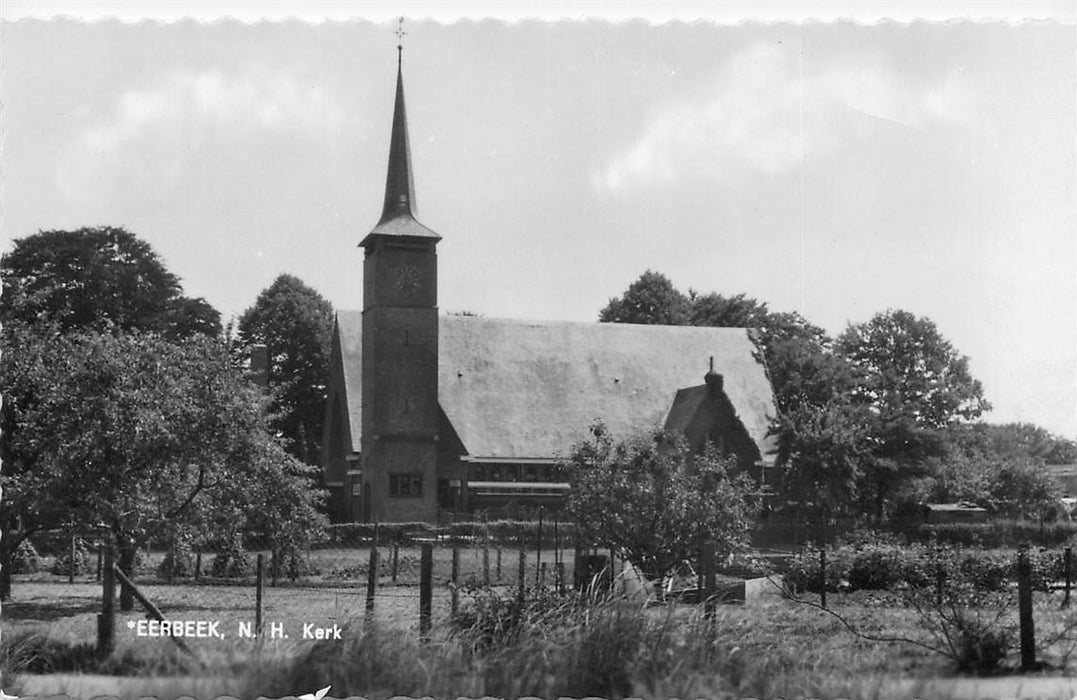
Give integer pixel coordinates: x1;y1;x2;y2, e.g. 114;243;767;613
358;48;441;523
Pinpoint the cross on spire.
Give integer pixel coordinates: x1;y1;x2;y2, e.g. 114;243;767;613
395;17;407;65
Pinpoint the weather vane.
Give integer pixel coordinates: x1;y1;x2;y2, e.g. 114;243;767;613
395;17;407;63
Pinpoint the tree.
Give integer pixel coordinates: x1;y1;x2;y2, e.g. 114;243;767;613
564;422;757;586
1;226;221;337
0;326;324;605
599;270;690;325
836;310;989;430
237;274;334;464
836;310;991;517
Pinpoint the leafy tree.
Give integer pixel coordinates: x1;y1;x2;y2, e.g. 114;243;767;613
836;310;989;430
237;274;334;464
564;422;756;586
1;226;220;337
599;270;690;325
0;326;323;605
773;400;873;526
836;310;991;517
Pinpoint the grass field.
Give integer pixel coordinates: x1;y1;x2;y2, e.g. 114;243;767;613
6;546;1077;699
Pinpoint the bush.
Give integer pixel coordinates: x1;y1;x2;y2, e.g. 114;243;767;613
783;546;851;593
157;531;197;579
11;540;41;574
270;547;319;580
847;545;906;590
48;539;93;576
211;534;251;578
953;614;1012;674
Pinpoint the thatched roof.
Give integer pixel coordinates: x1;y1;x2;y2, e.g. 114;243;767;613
333;311;777;464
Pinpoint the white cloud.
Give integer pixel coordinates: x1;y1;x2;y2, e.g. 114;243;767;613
57;69;349;201
595;43;981;193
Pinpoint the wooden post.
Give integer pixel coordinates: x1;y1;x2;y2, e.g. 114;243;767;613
1018;549;1036;671
391;544;399;584
1063;547;1072;610
540;562;547;589
69;531;76;584
195;552;202;582
555;561;566;596
554;513;561;567
819;546;827;611
419;543;433;637
517;549;526;602
97;544;115;656
366;547;379;614
609;548;617;592
110;564;199;661
701;540;717;616
255;553;264;636
497;547;502;581
483;540;490;585
535;507;544;588
450;547;460;617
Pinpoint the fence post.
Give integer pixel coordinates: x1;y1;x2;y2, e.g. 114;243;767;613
195;552;202;582
451;547;460;618
535;507;544;588
556;561;566;596
819;546;827;611
497;547;502;581
69;531;76;584
366;547;379;615
483;539;490;585
517;549;526;602
1018;549;1036;671
255;553;264;636
1063;547;1072;610
701;540;717;617
391;544;399;584
419;543;433;637
97;544;116;656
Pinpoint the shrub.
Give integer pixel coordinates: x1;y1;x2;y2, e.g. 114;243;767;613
847;545;906;590
48;539;93;576
211;534;251;578
270;547;319;580
11;540;41;574
157;531;197;579
783;546;852;593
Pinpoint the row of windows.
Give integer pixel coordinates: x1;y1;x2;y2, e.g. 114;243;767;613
384;466;565;499
467;464;564;483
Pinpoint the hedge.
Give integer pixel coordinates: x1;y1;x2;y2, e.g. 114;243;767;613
784;542;1068;594
320;520;577;548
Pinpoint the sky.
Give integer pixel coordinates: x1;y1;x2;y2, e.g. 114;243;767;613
2;3;1075;439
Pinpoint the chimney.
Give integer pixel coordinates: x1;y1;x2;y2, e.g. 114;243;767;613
250;344;269;389
704;355;723;392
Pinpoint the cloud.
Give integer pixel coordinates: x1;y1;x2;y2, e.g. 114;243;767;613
594;43;980;193
57;69;349;201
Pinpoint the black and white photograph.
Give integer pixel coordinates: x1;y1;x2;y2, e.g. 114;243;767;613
1;2;1075;698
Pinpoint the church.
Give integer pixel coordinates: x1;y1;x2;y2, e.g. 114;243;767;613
321;53;779;524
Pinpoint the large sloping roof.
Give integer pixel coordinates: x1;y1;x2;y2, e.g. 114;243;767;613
334;311;777;463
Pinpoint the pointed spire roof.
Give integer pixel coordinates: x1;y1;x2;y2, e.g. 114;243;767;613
361;50;440;247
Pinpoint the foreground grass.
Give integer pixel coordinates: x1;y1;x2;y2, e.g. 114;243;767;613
6;579;1077;700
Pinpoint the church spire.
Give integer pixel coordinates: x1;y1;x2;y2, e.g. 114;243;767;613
363;30;440;246
378;52;417;224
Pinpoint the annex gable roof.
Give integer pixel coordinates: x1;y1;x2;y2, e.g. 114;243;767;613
334;311;777;464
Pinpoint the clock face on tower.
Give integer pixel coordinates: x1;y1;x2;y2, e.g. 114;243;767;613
394;264;421;298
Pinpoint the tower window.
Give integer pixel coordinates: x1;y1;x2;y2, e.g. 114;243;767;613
389;473;423;498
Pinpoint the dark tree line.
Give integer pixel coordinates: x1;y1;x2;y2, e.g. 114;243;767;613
600;270;1072;523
